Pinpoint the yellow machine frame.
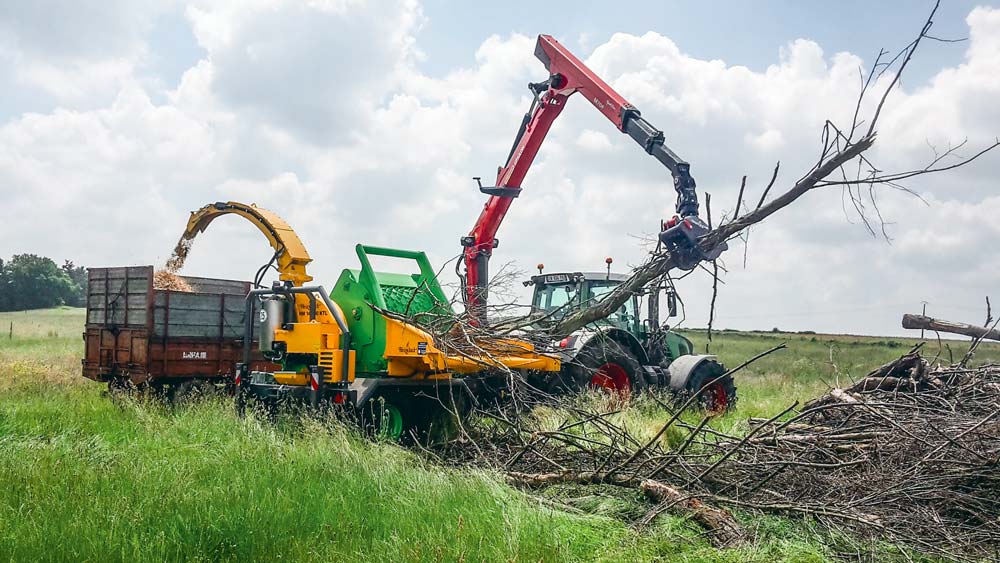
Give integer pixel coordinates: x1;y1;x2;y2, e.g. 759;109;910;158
185;200;559;387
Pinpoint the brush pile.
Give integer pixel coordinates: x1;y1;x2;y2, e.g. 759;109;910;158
435;351;1000;560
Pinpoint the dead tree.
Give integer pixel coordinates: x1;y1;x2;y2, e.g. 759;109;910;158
902;313;1000;342
541;0;998;339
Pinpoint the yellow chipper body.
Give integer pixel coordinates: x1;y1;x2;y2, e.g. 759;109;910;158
183;201;559;438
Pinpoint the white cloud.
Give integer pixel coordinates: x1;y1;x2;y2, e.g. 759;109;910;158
1;1;998;338
576;129;615;152
185;0;424;143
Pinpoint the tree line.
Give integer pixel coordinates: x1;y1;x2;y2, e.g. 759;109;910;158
0;255;87;311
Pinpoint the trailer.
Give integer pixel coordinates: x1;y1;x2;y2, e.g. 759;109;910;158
82;266;275;393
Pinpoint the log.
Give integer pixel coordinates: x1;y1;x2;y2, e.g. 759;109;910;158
506;471;746;548
902;314;1000;342
640;479;747;548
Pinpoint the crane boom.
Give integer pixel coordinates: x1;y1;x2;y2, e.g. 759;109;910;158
462;34;707;322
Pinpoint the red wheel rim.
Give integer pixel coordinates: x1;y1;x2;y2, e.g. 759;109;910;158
591;362;631;392
707;382;729;413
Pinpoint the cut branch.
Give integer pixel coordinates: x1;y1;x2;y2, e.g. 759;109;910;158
506;471;746;548
902;313;1000;342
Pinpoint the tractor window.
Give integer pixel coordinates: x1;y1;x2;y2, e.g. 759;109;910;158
588;281;637;330
532;283;580;317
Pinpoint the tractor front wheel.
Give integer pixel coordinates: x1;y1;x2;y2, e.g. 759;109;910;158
681;359;737;414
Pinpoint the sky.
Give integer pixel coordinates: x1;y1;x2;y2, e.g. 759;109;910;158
1;0;998;337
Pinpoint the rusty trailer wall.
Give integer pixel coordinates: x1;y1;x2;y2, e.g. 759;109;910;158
152;279;247;339
86;266;152;328
82;266;269;386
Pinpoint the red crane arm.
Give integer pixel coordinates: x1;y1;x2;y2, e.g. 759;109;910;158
462;34;704;321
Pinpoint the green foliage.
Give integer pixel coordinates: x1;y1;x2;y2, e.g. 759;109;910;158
0;255;86;312
60;260;88;307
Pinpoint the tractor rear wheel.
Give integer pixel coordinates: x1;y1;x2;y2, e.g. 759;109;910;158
572;340;644;395
681;359;737;413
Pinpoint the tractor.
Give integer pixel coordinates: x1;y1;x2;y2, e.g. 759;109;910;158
525;268;735;411
460;34;734;409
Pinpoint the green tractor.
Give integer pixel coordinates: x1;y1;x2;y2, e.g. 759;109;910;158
526;269;736;411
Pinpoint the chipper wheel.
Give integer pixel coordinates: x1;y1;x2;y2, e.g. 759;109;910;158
359;390;470;443
570;340;645;396
360;394;408;441
677;359;737;414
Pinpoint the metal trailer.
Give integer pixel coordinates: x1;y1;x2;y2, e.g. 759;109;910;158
82;266;276;391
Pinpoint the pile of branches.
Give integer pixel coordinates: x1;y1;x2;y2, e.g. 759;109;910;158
428;351;1000;560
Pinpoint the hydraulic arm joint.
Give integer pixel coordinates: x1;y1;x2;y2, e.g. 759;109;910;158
620;109;699;218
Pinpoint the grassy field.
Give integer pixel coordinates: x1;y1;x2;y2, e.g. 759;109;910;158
2;308;995;562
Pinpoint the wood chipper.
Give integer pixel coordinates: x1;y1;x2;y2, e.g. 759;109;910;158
182;202;559;439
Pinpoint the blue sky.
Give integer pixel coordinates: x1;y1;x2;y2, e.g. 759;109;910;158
1;1;999;336
417;0;979;83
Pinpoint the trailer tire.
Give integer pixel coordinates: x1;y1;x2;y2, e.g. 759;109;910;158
171;379;217;405
107;376;138;400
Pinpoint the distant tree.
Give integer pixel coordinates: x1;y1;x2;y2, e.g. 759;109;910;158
0;254;79;311
61;260;88;307
0;258;9;311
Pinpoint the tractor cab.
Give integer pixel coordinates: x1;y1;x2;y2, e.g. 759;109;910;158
527;271;639;332
526;268;687;362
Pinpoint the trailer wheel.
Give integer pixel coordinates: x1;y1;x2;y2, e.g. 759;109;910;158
682;359;737;413
572;340;644;395
171;379;218;405
107;376;135;399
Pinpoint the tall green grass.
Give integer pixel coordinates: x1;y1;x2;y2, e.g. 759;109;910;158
0;389;637;562
0;384;873;563
0;308;957;562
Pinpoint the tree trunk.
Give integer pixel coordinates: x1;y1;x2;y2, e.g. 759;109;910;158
639;479;747;547
547;135;874;339
901;314;1000;342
